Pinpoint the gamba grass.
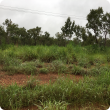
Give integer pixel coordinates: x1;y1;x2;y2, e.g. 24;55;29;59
0;72;110;110
1;45;110;109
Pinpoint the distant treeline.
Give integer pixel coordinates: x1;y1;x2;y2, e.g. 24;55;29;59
0;7;110;47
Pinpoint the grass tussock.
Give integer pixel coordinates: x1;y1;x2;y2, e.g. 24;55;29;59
0;44;110;109
0;71;110;109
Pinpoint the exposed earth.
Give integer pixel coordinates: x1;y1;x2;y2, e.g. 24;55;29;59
0;71;83;87
0;70;107;110
0;70;84;110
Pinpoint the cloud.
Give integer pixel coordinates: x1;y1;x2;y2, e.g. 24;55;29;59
0;0;110;36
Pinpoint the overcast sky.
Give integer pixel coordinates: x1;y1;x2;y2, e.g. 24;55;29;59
0;0;110;37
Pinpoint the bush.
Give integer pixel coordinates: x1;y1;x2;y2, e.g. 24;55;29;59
3;61;37;75
39;68;49;74
34;59;43;68
89;65;110;76
50;60;67;73
77;57;90;68
71;65;87;75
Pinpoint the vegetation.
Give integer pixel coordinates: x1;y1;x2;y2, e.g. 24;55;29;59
0;7;110;47
0;7;110;110
0;44;109;109
0;70;110;110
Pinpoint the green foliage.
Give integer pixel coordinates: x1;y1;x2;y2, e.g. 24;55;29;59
34;59;43;68
106;55;110;62
2;61;37;75
21;47;38;61
86;45;106;54
1;73;110;110
71;65;87;75
39;68;49;74
38;46;56;63
1;7;110;47
77;56;90;68
37;101;68;110
89;65;110;76
27;26;41;45
50;60;67;73
61;17;75;39
23;76;40;90
86;7;104;44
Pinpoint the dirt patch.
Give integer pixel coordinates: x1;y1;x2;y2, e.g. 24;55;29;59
0;70;83;110
0;71;83;87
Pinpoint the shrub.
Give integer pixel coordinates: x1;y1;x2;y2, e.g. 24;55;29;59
0;54;22;66
37;101;68;110
71;65;87;75
50;60;67;73
3;61;37;75
77;57;90;68
23;76;40;89
39;68;49;74
89;65;110;76
34;59;43;68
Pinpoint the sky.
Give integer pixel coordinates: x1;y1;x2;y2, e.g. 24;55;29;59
0;0;110;37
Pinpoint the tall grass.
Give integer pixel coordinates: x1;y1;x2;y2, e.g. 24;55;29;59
0;71;110;110
1;44;110;64
1;44;110;109
0;44;110;76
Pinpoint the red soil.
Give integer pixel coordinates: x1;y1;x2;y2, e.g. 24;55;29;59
0;71;83;86
0;71;83;110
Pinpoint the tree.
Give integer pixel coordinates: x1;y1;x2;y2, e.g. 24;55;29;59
0;25;6;45
3;19;19;44
73;37;81;45
86;7;104;44
74;25;86;40
27;27;41;45
61;17;75;40
3;19;12;44
101;12;110;46
41;31;50;45
55;32;67;46
18;27;27;45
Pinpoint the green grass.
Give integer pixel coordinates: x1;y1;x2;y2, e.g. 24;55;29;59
0;44;110;109
0;44;110;76
39;68;49;74
0;72;110;110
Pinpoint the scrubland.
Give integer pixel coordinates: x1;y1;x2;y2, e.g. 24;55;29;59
0;44;110;110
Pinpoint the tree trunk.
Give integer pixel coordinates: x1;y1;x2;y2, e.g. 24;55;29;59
95;35;98;44
104;32;107;47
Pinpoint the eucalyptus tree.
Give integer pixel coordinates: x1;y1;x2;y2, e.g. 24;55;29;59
3;19;19;44
3;19;12;44
18;27;27;45
101;12;110;46
61;17;75;40
86;7;104;44
55;32;68;46
0;25;6;45
27;26;41;45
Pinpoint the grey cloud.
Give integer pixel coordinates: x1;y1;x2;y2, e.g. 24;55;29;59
0;0;110;37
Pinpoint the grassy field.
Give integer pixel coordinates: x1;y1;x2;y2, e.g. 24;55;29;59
0;44;110;110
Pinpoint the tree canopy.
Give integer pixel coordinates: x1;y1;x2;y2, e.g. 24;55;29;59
0;7;110;47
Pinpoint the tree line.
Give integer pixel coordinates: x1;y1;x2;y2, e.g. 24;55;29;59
0;7;110;47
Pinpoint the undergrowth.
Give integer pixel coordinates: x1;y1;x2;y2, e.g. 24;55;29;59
0;72;110;110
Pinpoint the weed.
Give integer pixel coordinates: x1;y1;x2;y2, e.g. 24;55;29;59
36;101;68;110
71;65;87;75
39;68;49;74
50;60;67;73
77;57;90;68
35;59;43;68
23;76;40;90
3;61;37;75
